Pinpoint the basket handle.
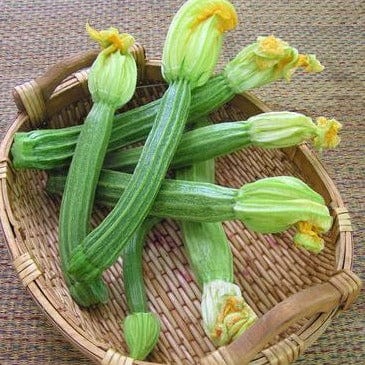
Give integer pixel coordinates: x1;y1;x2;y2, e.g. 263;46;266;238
206;269;361;365
12;44;146;126
13;49;98;112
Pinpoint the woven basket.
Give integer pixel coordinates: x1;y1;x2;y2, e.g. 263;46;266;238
0;45;361;365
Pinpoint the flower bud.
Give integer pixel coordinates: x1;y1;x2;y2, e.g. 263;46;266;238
86;24;137;108
224;35;324;93
248;111;316;148
235;176;333;253
313;117;342;150
294;221;325;253
201;280;257;346
162;0;237;88
247;111;342;150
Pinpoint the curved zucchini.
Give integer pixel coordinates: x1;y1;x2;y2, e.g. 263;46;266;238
122;218;161;360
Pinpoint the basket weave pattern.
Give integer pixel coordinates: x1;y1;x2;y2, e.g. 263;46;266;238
0;46;361;365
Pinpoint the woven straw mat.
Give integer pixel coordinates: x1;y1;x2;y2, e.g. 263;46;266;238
0;1;364;364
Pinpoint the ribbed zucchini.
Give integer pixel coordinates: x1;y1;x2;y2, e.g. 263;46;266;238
66;0;238;285
105;112;341;171
12;111;341;172
11;34;325;170
176;120;257;346
122;218;160;360
47;170;332;254
58;26;137;306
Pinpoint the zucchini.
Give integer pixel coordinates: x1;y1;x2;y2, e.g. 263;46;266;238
13;111;341;172
176;120;257;346
122;218;161;360
11;35;325;170
47;170;332;254
66;0;238;284
58;26;137;306
105;112;341;171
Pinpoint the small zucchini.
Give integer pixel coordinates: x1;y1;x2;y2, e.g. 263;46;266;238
122;218;161;360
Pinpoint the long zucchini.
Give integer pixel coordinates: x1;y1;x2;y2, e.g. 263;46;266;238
47;170;332;254
11;35;325;170
13;111;341;172
58;26;137;306
105;112;341;171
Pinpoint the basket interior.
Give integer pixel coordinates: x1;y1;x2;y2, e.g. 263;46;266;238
5;82;337;364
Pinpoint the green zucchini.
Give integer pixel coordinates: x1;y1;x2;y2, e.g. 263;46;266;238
11;34;325;171
105;112;341;171
12;111;341;172
176;120;257;346
58;26;137;306
122;218;161;360
47;170;332;254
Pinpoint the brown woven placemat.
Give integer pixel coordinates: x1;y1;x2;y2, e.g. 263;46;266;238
0;1;363;364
